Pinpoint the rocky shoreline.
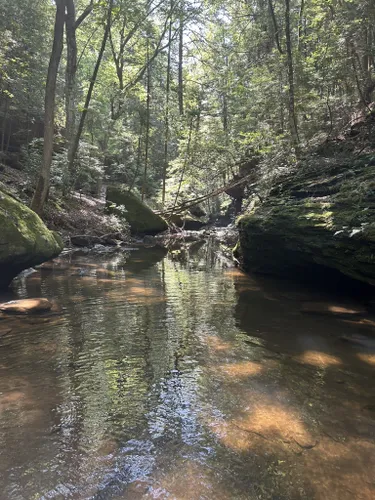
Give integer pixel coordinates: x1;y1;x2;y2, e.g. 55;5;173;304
236;154;375;289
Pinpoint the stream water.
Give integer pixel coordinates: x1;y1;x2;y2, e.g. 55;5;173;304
0;242;374;500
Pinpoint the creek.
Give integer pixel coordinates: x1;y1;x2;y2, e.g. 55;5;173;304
0;242;374;499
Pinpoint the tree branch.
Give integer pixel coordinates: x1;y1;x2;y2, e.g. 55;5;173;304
75;0;94;29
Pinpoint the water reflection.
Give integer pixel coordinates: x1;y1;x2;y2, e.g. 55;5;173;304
0;241;374;499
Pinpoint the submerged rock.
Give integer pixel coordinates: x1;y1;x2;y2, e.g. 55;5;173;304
106;187;168;235
236;157;375;287
301;302;367;317
0;298;53;314
0;189;63;288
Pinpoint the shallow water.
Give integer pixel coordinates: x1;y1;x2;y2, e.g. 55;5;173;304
0;242;375;500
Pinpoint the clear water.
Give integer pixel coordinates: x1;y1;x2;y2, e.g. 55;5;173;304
0;243;374;499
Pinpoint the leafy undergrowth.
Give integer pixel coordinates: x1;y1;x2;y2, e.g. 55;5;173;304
248;108;375;204
0;165;130;242
44;193;130;242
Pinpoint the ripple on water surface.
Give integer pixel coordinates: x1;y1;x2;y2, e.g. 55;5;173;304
0;243;375;499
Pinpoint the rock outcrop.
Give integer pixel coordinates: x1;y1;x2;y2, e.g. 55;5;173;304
0;189;63;288
236;155;375;286
106;187;168;235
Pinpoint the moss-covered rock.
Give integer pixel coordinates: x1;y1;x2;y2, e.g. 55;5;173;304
106;187;168;235
236;157;375;286
0;189;63;288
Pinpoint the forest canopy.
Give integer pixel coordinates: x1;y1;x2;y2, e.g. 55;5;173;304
0;0;374;215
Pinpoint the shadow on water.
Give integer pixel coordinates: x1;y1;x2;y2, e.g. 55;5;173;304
0;243;374;499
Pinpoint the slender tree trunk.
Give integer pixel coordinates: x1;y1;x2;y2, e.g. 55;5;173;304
1;100;9;153
222;54;229;147
129;132;143;192
67;0;113;183
5;119;12;154
65;0;78;168
173;116;193;208
268;0;283;55
298;0;305;52
142;37;151;201
364;24;375;103
178;2;184;116
278;68;285;133
162;14;173;205
285;0;299;149
31;0;65;214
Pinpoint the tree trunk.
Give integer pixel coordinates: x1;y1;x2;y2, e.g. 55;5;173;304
65;0;78;168
1;99;9;153
129;132;143;192
67;0;113;183
268;0;283;55
31;0;65;215
285;0;299;149
178;2;184;116
162;13;173;206
222;54;229;147
298;0;305;52
173;116;193;208
142;37;151;201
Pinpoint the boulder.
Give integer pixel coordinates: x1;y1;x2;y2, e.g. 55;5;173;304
236;156;375;287
169;212;206;230
106;187;168;235
0;298;53;314
0;189;64;288
183;214;206;230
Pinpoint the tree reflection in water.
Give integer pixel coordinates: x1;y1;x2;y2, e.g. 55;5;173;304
0;242;374;499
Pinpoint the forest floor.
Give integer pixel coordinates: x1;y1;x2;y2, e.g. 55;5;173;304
1;164;131;245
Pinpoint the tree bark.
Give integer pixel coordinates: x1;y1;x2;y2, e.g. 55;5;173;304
178;2;184;115
65;0;77;167
162;12;173;206
31;0;66;215
142;37;151;201
268;0;283;55
173;116;193;208
285;0;299;149
297;0;305;52
129;131;142;192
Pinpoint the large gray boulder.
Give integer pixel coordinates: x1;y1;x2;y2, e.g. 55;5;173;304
106;186;168;235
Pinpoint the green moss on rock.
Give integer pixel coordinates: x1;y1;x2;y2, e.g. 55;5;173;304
0;189;63;288
106;186;168;234
237;157;375;286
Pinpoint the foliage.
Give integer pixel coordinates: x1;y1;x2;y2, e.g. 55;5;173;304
1;0;374;216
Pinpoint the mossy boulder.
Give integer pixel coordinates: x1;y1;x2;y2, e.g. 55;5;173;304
0;189;63;288
106;186;168;235
236;157;375;286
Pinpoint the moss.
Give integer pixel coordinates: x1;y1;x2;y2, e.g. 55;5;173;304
0;189;64;288
236;157;375;286
106;186;168;234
